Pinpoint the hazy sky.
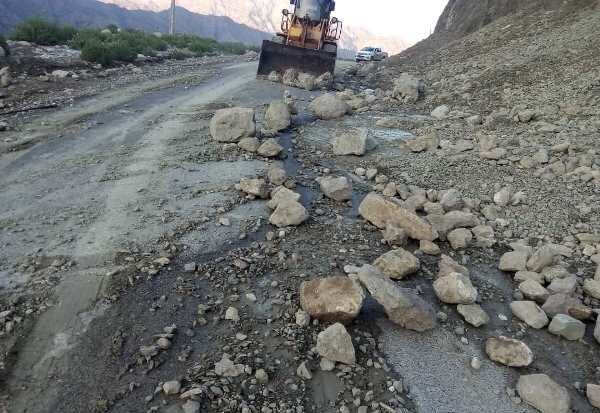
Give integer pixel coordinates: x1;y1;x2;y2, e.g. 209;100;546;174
335;0;448;43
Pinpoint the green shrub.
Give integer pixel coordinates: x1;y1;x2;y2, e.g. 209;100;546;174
0;35;9;56
11;17;77;45
218;41;248;55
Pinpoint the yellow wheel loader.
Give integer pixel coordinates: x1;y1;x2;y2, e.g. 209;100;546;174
257;0;342;77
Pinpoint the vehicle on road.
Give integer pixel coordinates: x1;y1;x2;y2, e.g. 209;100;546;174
355;46;388;62
257;0;343;77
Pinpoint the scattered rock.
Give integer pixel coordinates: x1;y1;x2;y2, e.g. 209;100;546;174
548;314;585;341
267;71;282;83
316;176;353;201
527;246;555;272
587;384;600;408
296;72;316;91
316;323;356;365
357;265;436;331
433;272;478;304
499;251;528;272
309;93;349;120
457;304;489;327
518;280;550;303
267;165;287;185
210;107;256;143
163;380;182;395
485;336;534;367
373;248;420;279
332;127;368;156
269;200;308;227
299;276;365;324
239;178;269;199
431;105;450;119
392;73;425;102
447;228;473;250
510;301;549;329
517;374;570;413
238;137;260;152
215;354;246;377
419;240;441;255
267;186;301;209
583;279;600;299
359;193;438;241
264;101;291;132
257;138;283;157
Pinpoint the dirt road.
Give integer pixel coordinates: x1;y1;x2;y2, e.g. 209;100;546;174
1;55;598;413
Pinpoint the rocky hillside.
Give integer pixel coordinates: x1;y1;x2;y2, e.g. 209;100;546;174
99;0;410;53
0;0;271;45
435;0;597;36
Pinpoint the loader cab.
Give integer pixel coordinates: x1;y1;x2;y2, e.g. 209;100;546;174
290;0;336;20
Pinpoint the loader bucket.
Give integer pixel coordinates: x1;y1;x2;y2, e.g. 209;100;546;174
257;40;337;78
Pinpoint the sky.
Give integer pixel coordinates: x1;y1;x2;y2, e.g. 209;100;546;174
335;0;448;43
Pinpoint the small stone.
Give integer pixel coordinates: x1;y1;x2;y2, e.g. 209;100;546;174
214;355;246;377
267;165;287;185
514;271;545;285
431;105;450;119
382;224;408;246
420;240;441;255
499;251;528;272
587;384;600;408
239;178;269;199
517;374;570;413
182;401;201;413
257;138;283;157
332;127;369;156
510;301;549;329
485;336;533;367
297;362;312;380
316;323;356;365
225;307;240;322
238;137;260;152
163;380;182;395
357;265;436;331
255;368;269;384
471;357;482;369
548;314;585;341
317;176;353;201
447;228;473;250
583;279;600;300
373;248;420;279
527;246;555;272
269;200;308;227
433;272;478;304
518;280;550;303
295;309;310;327
184;262;196;272
300;276;365;323
457;304;489;327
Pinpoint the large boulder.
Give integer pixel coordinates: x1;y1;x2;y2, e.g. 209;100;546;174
269;200;308;227
356;265;436;332
373;248;420;279
433;272;478;304
392;73;425;102
316;323;355;365
315;72;333;89
300;276;365;324
282;68;298;86
264;101;291;132
359;193;438;241
485;336;533;367
517;374;570;413
317;176;353;201
309;93;349;120
332;128;368;156
210;107;256;143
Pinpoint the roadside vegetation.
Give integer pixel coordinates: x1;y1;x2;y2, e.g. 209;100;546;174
0;35;9;56
8;18;258;65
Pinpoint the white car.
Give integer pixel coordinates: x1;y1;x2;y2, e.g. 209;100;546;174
355;47;388;62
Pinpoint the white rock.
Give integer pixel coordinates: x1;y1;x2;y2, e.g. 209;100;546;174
269;200;308;227
431;105;450;119
215;354;246;377
162;380;182;395
309;93;349;120
332;128;368;156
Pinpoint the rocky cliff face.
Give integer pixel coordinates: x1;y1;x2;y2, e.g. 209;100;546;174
435;0;597;35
